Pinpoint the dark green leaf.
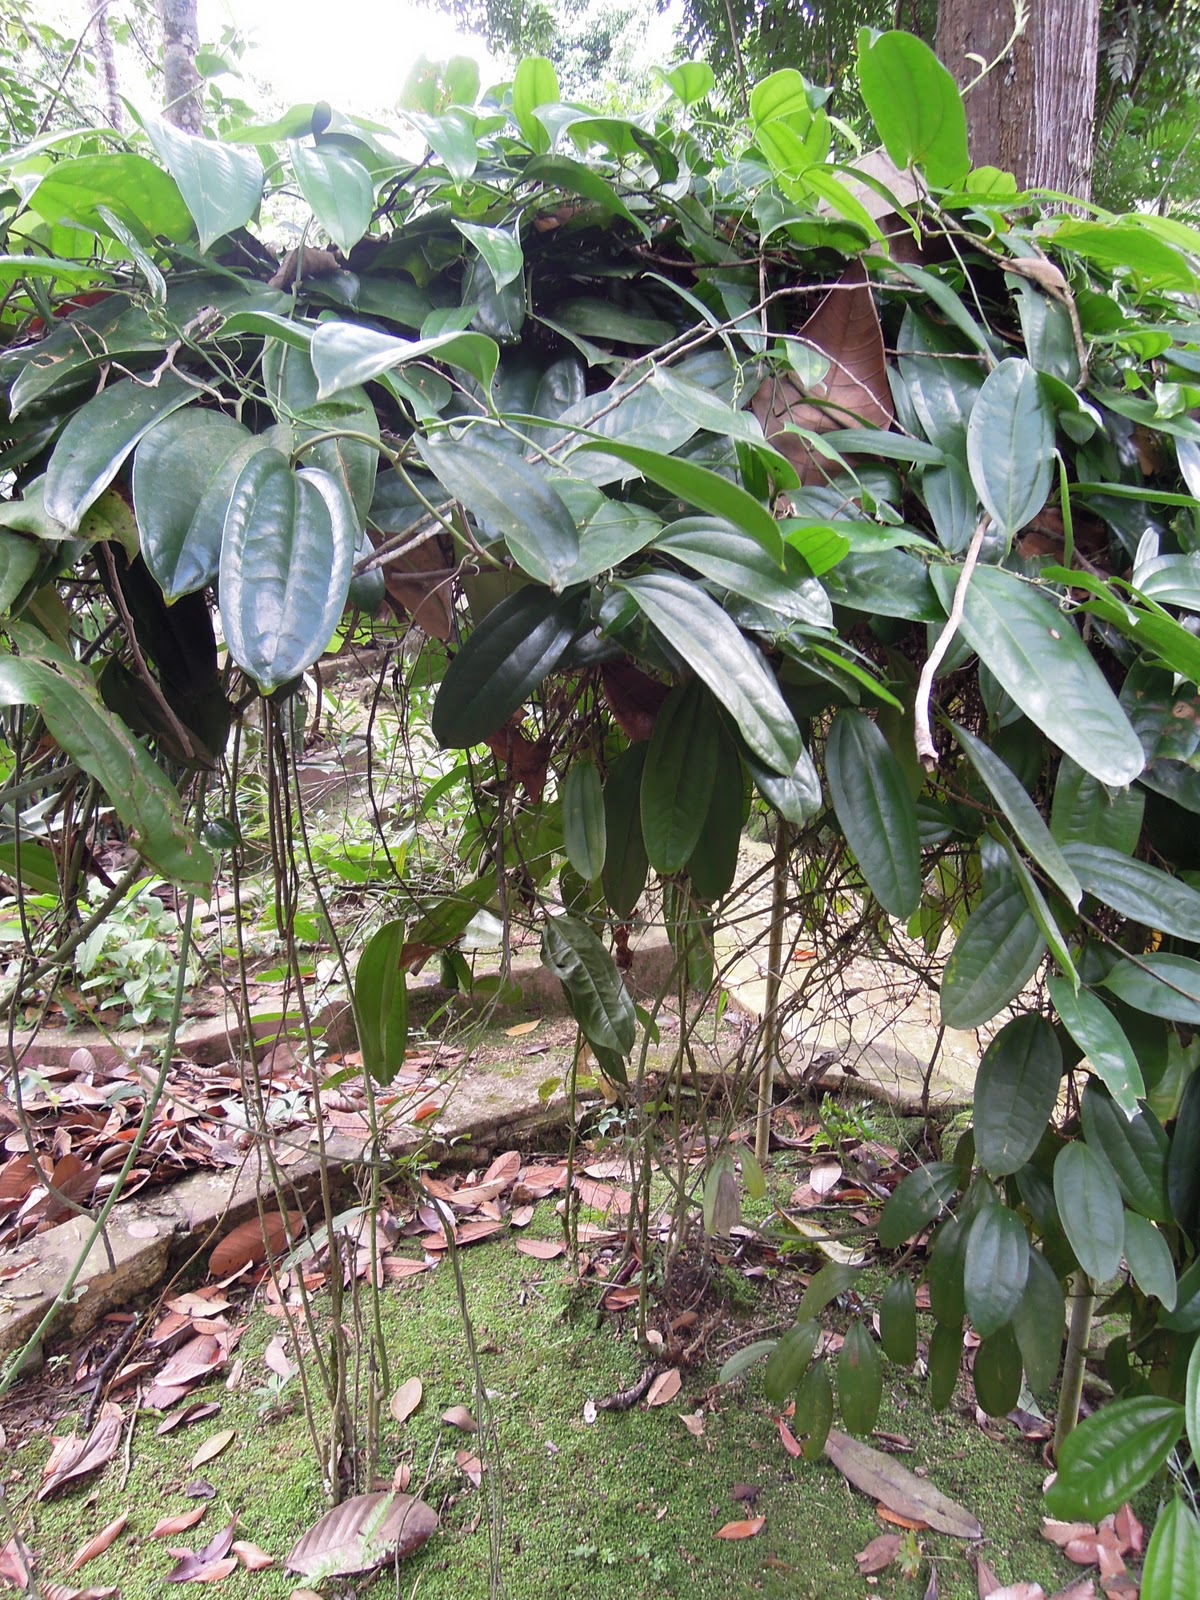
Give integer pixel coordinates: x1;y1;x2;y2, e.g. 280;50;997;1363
1050;757;1144;856
1080;1082;1170;1223
28;152;193;241
973;1323;1023;1418
354;918;408;1086
940;879;1045;1030
764;1320;820;1406
718;1339;777;1385
877;1162;957;1249
1168;1068;1200;1240
653;518;830;628
688;722;744;902
825;711;921;918
1123;1212;1177;1310
1062;842;1200;942
837;1321;882;1436
1054;1142;1125;1283
1102;955;1200;1025
1141;1497;1200;1600
0;841;59;896
1052;980;1145;1118
964;1204;1030;1337
144;116;264;250
602;744;649;919
562;759;605;881
928;1322;962;1411
1012;1249;1065;1394
1042;1397;1184;1521
879;1277;917;1366
797;1261;862;1322
973;1013;1062;1178
432;587;580;749
745;742;822;826
290;141;373;253
407;108;479;183
966;358;1054;540
310;321;499;398
927;1213;968;1328
540;913;635;1058
794;1359;834;1459
640;680;719;875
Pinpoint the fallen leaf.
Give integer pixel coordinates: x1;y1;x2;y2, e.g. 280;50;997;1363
389;1378;423;1427
510;1204;535;1227
263;1336;297;1381
1113;1504;1143;1557
1065;1535;1100;1566
232;1541;275;1570
601;1286;639;1312
442;1405;476;1432
1042;1521;1095;1550
645;1370;681;1408
985;1588;1045;1600
810;1162;843;1196
208;1210;304;1278
823;1430;982;1539
287;1494;437;1578
39;1403;123;1499
190;1430;236;1471
730;1484;759;1506
392;1462;411;1492
582;1399;597;1424
878;1505;929;1531
66;1512;129;1574
505;1020;541;1037
483;1150;522;1187
153;1507;208;1538
680;1412;705;1438
977;1556;1002;1597
715;1518;765;1540
157;1403;222;1437
166;1519;237;1583
456;1449;483;1487
0;1536;32;1586
1046;1584;1096;1600
855;1533;901;1574
514;1238;565;1260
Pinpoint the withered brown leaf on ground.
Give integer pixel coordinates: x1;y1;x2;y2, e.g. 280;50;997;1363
231;1541;274;1570
208;1210;304;1278
823;1431;982;1539
287;1494;437;1578
645;1370;682;1408
152;1508;208;1539
456;1449;484;1487
514;1238;564;1260
166;1518;237;1583
39;1402;123;1499
157;1403;222;1437
442;1405;476;1432
66;1513;128;1574
189;1429;235;1471
0;1534;34;1585
855;1533;901;1575
715;1518;765;1540
389;1378;423;1427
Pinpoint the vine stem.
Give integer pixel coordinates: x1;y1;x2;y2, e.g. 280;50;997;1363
914;517;991;772
1055;1270;1096;1455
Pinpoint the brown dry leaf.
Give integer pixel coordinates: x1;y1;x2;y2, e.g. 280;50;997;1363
855;1533;901;1575
442;1405;476;1433
715;1518;765;1540
515;1238;564;1260
985;1588;1046;1600
1113;1505;1143;1558
40;1586;121;1600
645;1369;681;1408
208;1210;304;1279
1046;1583;1097;1600
1042;1521;1095;1550
153;1507;208;1539
601;1285;639;1313
456;1449;484;1487
378;528;454;641
392;1462;411;1492
389;1378;423;1427
190;1429;236;1471
777;1418;802;1458
1095;1525;1126;1583
382;1258;432;1283
750;258;893;482
287;1494;437;1578
483;1151;521;1187
878;1505;929;1531
263;1336;297;1381
166;1519;237;1583
810;1162;843;1196
680;1412;705;1438
977;1556;1003;1597
484;723;548;802
823;1430;981;1539
601;662;669;742
505;1020;541;1037
65;1512;129;1575
231;1542;275;1571
510;1204;535;1228
39;1402;123;1500
0;1535;33;1586
1065;1535;1100;1566
268;245;338;291
575;1176;631;1214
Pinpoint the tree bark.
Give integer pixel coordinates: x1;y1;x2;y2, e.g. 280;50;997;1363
935;0;1101;199
95;2;123;132
158;0;202;133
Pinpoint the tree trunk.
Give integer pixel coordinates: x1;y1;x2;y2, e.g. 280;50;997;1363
95;2;123;132
935;0;1100;199
158;0;202;133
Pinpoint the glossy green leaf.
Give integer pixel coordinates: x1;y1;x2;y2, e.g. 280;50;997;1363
973;1323;1023;1418
856;30;969;187
964;1204;1030;1337
540;912;635;1060
0;625;212;886
797;1262;862;1322
432;587;580;748
974;1014;1062;1178
653;518;829;628
407;878;496;950
418;435;579;590
1062;842;1200;942
27;152;193;241
1043;1397;1184;1522
310;321;499;398
879;1277;917;1366
1054;1142;1125;1284
745;743;822;826
1012;1248;1066;1394
1051;219;1197;291
928;1322;962;1411
1168;1068;1200;1240
521;154;648;234
1123;1213;1177;1310
289;140;374;253
718;1339;778;1385
1050;757;1144;856
218;451;356;695
764;1319;820;1406
825;710;921;918
877;1161;957;1249
927;1213;969;1328
512;57;558;151
599;744;649;919
1141;1497;1200;1600
406;108;479;182
1102;954;1200;1025
133;409;261;600
897;307;984;455
940;880;1046;1030
640;680;719;874
837;1321;882;1437
1051;980;1145;1118
664;60;715;105
562;759;606;881
618;573;800;774
0;840;59;896
144;116;264;250
454;220;523;293
952;722;1081;908
928;564;1144;787
0;530;41;618
688;723;744;902
966;358;1054;540
1080;1082;1171;1223
44;375;195;532
1189;1340;1200;1466
794;1359;834;1459
354;918;408;1086
264;339;379;526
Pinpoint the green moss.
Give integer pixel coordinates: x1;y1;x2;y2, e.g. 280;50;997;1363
18;1223;1080;1600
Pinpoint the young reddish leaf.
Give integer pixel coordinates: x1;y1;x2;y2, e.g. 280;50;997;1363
389;1378;423;1426
442;1405;476;1432
231;1541;274;1570
152;1507;207;1539
645;1369;681;1407
456;1449;484;1487
855;1533;901;1574
715;1517;765;1540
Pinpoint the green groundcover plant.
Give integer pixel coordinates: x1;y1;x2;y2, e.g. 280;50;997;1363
2;29;1200;1580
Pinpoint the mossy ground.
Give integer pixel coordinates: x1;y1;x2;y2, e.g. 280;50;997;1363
13;1183;1081;1600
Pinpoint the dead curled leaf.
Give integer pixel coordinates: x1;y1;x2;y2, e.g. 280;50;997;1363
231;1541;274;1570
442;1405;476;1433
66;1513;128;1574
855;1533;901;1575
645;1369;681;1408
39;1403;123;1500
208;1210;305;1279
166;1519;237;1583
287;1494;438;1578
514;1238;565;1260
715;1517;765;1540
456;1450;484;1487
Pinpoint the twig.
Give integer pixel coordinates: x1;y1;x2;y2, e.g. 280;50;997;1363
81;1312;143;1429
914;518;991;771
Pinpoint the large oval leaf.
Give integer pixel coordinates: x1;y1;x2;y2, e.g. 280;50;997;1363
562;759;606;882
837;1321;882;1436
618;573;801;774
1122;1212;1177;1310
1012;1248;1065;1394
879;1277;917;1366
1053;1142;1125;1284
1050;756;1144;855
1102;954;1200;1025
287;1491;437;1577
825;710;921;918
928;563;1145;787
541;913;635;1059
290;140;374;253
688;722;745;902
640;679;719;874
966;358;1055;540
653;517;830;628
432;587;580;749
856;31;969;186
940;879;1045;1030
764;1319;820;1406
311;321;499;397
602;744;649;918
1140;1496;1200;1600
144;116;264;251
218;452;356;695
973;1014;1061;1177
1080;1082;1171;1222
1062;841;1200;942
1051;978;1146;1118
1042;1397;1184;1522
745;743;822;826
877;1161;957;1249
1168;1068;1200;1240
973;1323;1023;1418
963;1204;1029;1338
354;919;408;1086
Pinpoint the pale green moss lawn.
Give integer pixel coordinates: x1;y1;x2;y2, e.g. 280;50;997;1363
13;1205;1080;1600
